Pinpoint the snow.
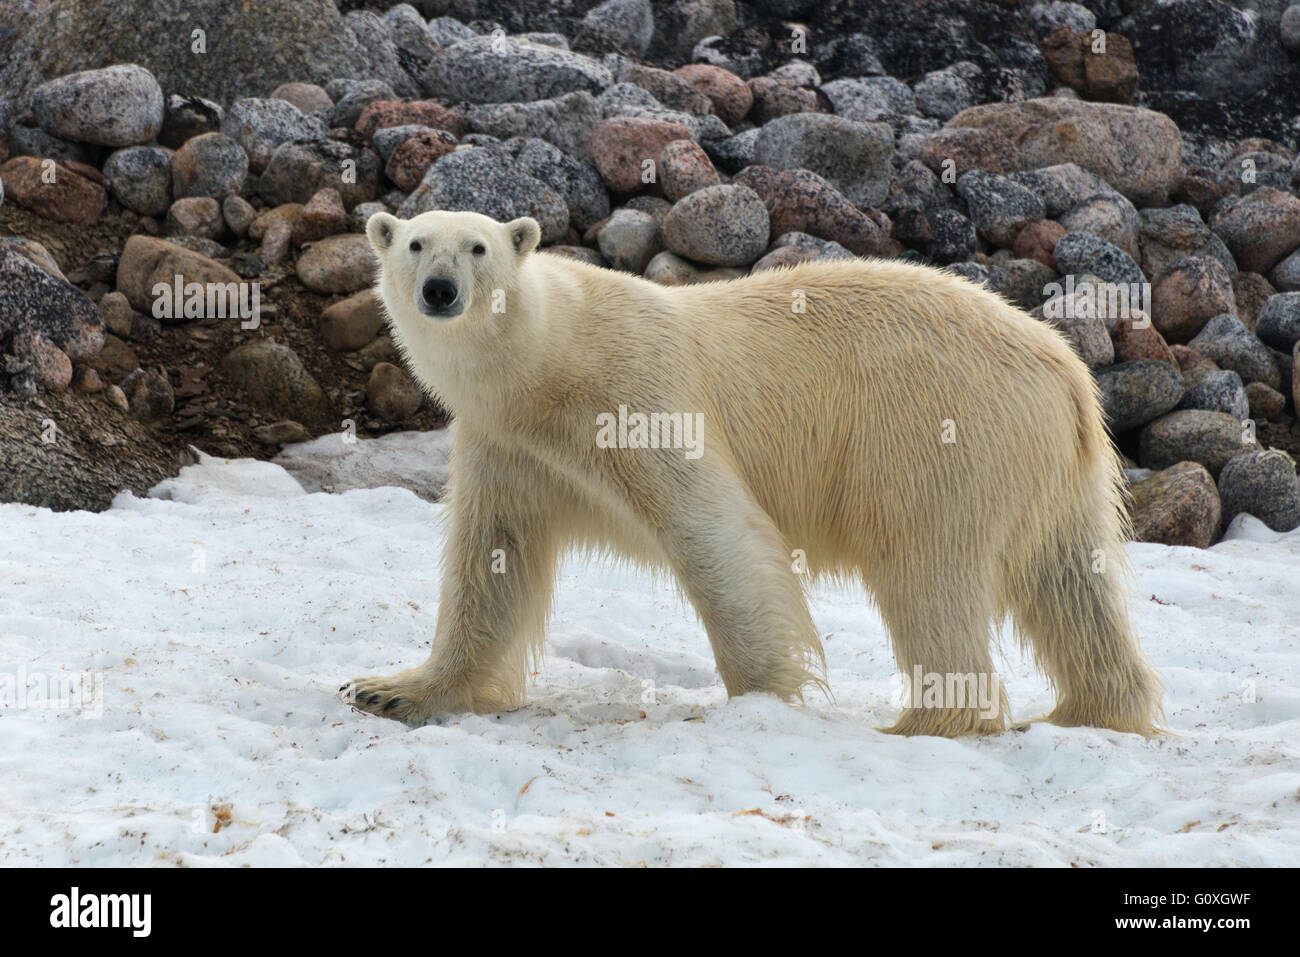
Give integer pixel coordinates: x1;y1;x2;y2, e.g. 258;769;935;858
0;439;1297;866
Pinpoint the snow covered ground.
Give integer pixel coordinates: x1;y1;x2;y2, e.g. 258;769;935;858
1;438;1297;866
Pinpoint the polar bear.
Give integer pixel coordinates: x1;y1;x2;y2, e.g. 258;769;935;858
344;208;1162;737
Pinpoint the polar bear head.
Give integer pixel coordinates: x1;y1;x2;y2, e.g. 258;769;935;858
365;209;541;323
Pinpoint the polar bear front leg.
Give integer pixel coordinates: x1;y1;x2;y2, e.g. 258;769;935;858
654;464;826;702
342;445;562;723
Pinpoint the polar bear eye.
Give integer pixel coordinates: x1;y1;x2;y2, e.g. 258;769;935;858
472;243;486;256
409;241;422;253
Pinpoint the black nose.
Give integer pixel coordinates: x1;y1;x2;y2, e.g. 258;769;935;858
422;277;458;310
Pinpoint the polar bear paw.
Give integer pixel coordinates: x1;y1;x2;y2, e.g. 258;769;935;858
339;669;467;724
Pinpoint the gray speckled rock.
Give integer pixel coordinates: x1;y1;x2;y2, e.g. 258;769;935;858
344;10;421;98
1187;313;1281;389
1008;163;1118;219
1095;359;1183;432
1255;291;1300;351
597;208;662;272
259;138;381;210
170;132;248;200
396;148;569;244
913;70;973;121
753;113;893;208
928;208;977;265
102;146;173;216
1054;231;1146;288
662;184;769;267
371;125;427;163
1177;368;1249;420
30;64;162;147
1139;409;1258;476
1218;449;1300;532
955;169;1045;248
508;137;610;232
576;0;654;56
466;91;602;159
425;35;612;105
820;77;916;128
0;246;104;362
706;128;760;174
328;79;397;129
0;2;376;110
222;98;326;173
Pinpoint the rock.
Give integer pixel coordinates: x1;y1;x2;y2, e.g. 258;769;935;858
673;64;751;125
1128;461;1221;548
221;195;257;237
1138;203;1235;280
115;235;242;314
295;234;377;294
102;146;172;216
1112;314;1177;366
1054;231;1146;289
119;367;174;421
87;333;141;384
1139;409;1258;476
465;91;602;158
383;129;458;192
1013;219;1066;269
732;166;888;257
644;250;704;285
328;79;398;129
1149;257;1236;344
1008;162;1119;219
397;148;569;244
260;221;292;266
320;289;386;352
597;208;663;273
270;82;332;115
662;184;768;268
0;245;105;361
955;170;1045;248
819;76;914;129
367;361;423;420
916;126;1014;179
616;63;713;117
913;69;974;121
588;116;693;195
252;420;312;446
168;132;247;201
1178;367;1249;420
746;76;820;124
1218;449;1300;533
508;137;609;233
298;188;348;244
1233;272;1275;332
1040;27;1139;103
658;138;718;202
576;0;654;56
928;208;978;265
752;113;893;209
98;291;136;339
1255;291;1300;351
74;366;104;394
11;330;72;392
424;35;611;104
1187;313;1281;389
1245;381;1286;420
354;100;466;141
165;197;224;241
990;258;1056;312
542;245;607;267
105;383;130;412
228;98;327;173
221;340;329;426
1059;193;1140;262
0;1;377;109
30;64;162;147
946;98;1182;205
342;10;420;99
1095;359;1183;431
1209;187;1300;274
259;139;381;210
0;156;105;225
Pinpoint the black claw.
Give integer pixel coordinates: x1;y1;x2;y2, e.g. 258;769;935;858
384;697;403;712
365;693;382;705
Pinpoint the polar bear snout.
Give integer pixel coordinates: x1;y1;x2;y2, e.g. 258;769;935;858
418;276;464;318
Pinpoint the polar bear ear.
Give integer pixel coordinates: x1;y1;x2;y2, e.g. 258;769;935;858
506;217;541;257
366;212;400;254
